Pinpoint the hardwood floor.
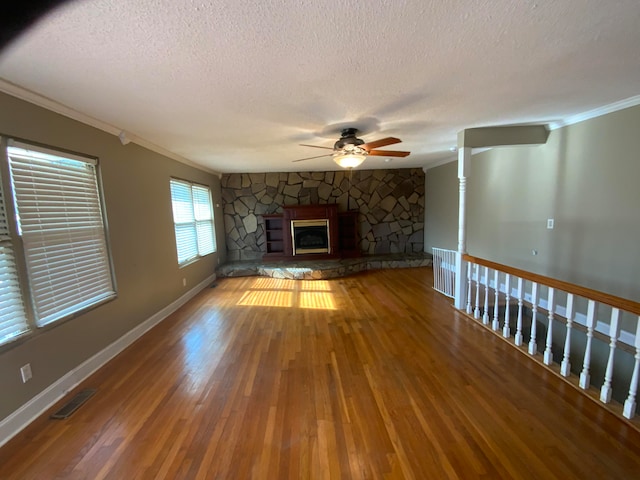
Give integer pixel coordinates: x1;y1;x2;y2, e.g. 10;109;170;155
1;268;640;479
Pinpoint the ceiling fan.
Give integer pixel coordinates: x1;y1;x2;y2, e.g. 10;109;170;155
292;128;410;168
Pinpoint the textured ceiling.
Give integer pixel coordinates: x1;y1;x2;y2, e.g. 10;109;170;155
0;0;639;173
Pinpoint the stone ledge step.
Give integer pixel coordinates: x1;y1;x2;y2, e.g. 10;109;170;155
216;253;433;280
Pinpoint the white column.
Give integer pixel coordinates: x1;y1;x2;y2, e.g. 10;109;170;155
543;287;555;365
579;300;597;389
515;277;524;346
623;317;640;419
528;282;539;355
600;308;620;404
453;147;471;310
560;293;574;377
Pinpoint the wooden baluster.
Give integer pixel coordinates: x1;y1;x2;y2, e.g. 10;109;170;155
474;264;481;319
579;300;597;389
482;267;490;325
600;308;621;404
543;287;555;366
528;282;539;355
492;270;500;331
623;317;640;418
514;278;524;346
503;274;511;338
560;294;574;377
466;262;472;314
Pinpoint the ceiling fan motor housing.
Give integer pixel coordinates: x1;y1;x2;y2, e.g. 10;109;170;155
334;128;365;150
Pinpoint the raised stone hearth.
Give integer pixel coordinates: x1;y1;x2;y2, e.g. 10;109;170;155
216;252;433;280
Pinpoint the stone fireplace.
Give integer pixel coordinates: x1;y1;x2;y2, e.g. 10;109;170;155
220;169;425;261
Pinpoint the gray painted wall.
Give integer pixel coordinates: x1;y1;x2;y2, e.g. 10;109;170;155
0;92;226;422
424;105;640;400
424;160;458;252
425;104;640;301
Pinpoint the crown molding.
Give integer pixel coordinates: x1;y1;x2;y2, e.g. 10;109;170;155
0;79;220;176
549;94;640;130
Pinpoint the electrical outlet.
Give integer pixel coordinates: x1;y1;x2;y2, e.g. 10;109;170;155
182;278;187;287
547;218;554;229
20;363;32;383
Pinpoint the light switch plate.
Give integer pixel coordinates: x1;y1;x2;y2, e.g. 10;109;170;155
20;364;32;383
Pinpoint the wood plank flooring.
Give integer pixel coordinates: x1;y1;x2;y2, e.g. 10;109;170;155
1;268;640;479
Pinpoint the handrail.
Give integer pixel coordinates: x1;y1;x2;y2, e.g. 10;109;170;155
463;254;640;316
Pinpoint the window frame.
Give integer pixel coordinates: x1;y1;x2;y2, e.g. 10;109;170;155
0;137;117;348
0;141;31;346
169;177;216;266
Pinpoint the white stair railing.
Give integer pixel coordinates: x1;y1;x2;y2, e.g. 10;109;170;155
460;254;640;421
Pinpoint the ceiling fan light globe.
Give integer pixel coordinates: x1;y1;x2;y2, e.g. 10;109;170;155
333;153;366;168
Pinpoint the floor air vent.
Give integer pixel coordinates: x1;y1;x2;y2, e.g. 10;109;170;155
50;389;97;419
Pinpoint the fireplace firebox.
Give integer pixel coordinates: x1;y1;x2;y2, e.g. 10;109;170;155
291;219;330;255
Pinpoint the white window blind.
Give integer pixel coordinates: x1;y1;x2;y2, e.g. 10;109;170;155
0;177;29;346
7;142;116;327
170;179;215;265
193;185;215;254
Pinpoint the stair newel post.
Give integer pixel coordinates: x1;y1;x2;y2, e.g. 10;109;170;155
474;264;481;319
466;262;472;315
503;274;511;338
482;267;490;325
561;293;574;377
514;277;524;346
528;282;539;355
600;308;621;404
492;270;500;331
623;317;640;419
579;300;597;389
453;146;471;310
543;287;555;365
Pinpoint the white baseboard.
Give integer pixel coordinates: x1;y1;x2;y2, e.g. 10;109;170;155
0;273;216;448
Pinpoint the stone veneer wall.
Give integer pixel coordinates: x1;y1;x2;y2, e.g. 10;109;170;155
221;168;425;261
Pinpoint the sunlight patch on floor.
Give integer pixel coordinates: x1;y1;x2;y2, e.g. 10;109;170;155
299;292;337;310
237;278;336;309
300;280;331;291
251;277;292;290
237;290;293;307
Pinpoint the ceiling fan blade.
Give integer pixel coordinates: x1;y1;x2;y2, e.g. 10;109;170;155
299;144;334;150
292;153;334;162
361;137;401;151
368;149;411;157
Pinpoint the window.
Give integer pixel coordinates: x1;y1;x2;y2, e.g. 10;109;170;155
170;179;216;265
0;140;116;344
0;177;29;345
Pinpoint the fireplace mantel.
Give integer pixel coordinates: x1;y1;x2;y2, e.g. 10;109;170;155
262;204;359;260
